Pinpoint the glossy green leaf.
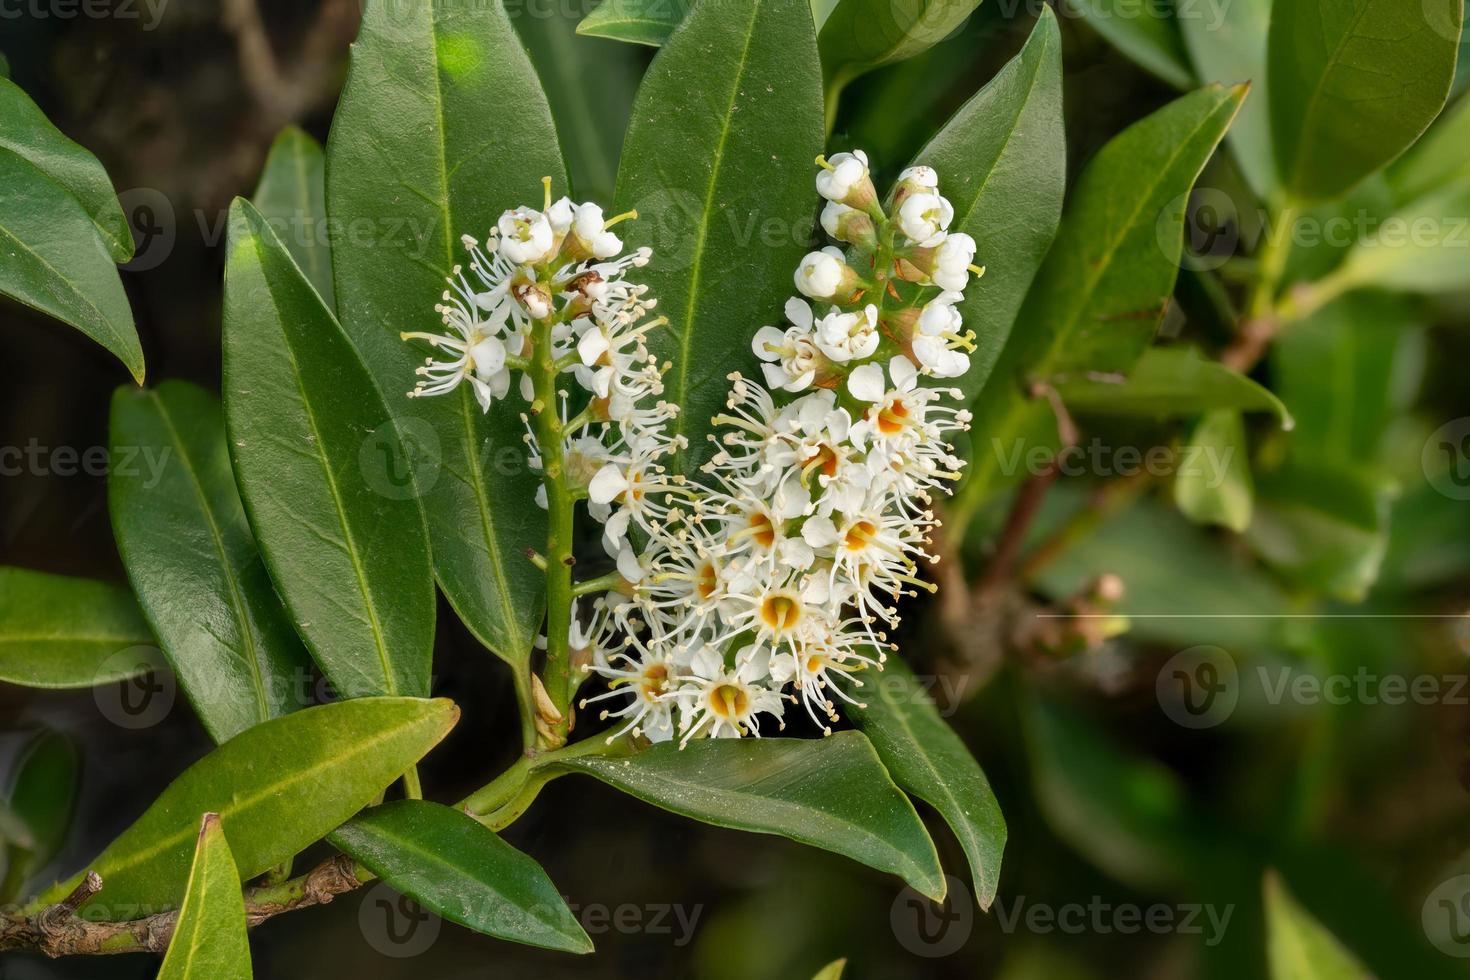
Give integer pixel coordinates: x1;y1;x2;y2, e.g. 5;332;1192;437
1328;178;1470;295
958;85;1246;513
848;659;1006;909
819;0;982;96
0;77;133;261
156;814;250;980
1;731;80;900
558;733;945;900
1265;872;1369;979
1054;347;1293;424
1180;0;1275;198
614;0;824;474
906;9;1065;397
223;199;434;699
1269;0;1463;202
44;697;458;917
577;0;690;46
1388;93;1470;203
1061;0;1193;89
326;0;560;667
0;150;142;383
0;567;155;689
109;380;312;743
1175;409;1254;532
331;800;591;953
251;126;332;308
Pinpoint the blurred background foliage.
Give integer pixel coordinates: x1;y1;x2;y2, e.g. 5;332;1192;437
2;0;1469;977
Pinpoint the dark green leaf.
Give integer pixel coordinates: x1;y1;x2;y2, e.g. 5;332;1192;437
0;77;133;261
1061;0;1193;89
156;814;250;980
1174;409;1254;532
958;85;1246;513
907;9;1065;397
577;0;690;46
1179;0;1275;198
0;149;142;384
1054;346;1293;424
557;733;946;900
1388;92;1470;203
1;731;79;900
326;0;560;667
223;199;435;698
109;380;312;743
332;800;592;953
1265;871;1368;979
848;659;1006;909
614;0;824;474
0;567;155;689
251;126;332;308
1269;0;1463;202
819;0;982;96
42;697;458;917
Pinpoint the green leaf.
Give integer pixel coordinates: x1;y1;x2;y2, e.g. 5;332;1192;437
557;733;945;900
577;0;688;46
848;659;1006;909
43;696;458;917
1174;409;1254;533
811;959;847;980
1061;0;1194;89
250;126;332;308
906;9;1065;398
0;802;31;849
1179;0;1276;199
0;77;133;262
1265;871;1370;979
1054;347;1293;424
1;731;80;900
1269;0;1463;203
614;0;824;474
959;85;1246;512
0;148;143;384
0;567;155;689
331;800;592;954
819;0;983;96
156;814;250;980
1327;178;1470;295
1388;92;1470;203
326;0;560;667
223;199;435;699
109;381;312;743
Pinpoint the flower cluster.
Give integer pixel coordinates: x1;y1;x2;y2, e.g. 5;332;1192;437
402;153;982;749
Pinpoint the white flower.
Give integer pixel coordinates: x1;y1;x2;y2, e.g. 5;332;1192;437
846;361;888;403
898;192;954;248
814;304;879;363
678;645;785;743
815;150;871;206
570;203;624;259
496;206;555;265
934;232;977;291
896;165;938;189
795;247;855;301
751;302;830;392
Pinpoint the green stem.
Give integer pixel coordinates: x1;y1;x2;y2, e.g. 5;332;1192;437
530;312;576;742
572;571;626;597
1248;202;1298;320
511;662;539;751
401;766;422;801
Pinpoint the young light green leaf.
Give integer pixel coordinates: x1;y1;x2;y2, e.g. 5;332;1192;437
1388;93;1470;203
556;733;946;901
42;697;458;917
250;126;332;308
156;814;250;980
811;959;847;980
1;731;80;900
819;0;982;99
577;0;690;46
847;659;1006;909
1061;0;1194;90
109;381;312;743
331;800;592;954
326;0;560;668
0;150;143;383
1179;0;1275;198
0;567;156;689
956;85;1246;517
614;0;824;474
0;77;133;261
1054;347;1293;425
223;199;434;699
906;8;1065;398
1265;871;1369;979
1326;179;1470;295
1270;0;1463;203
1175;409;1254;533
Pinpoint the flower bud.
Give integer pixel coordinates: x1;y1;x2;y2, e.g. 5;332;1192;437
891;165;938;210
795;247;862;302
820;202;878;249
496;206;555;265
815;151;877;211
